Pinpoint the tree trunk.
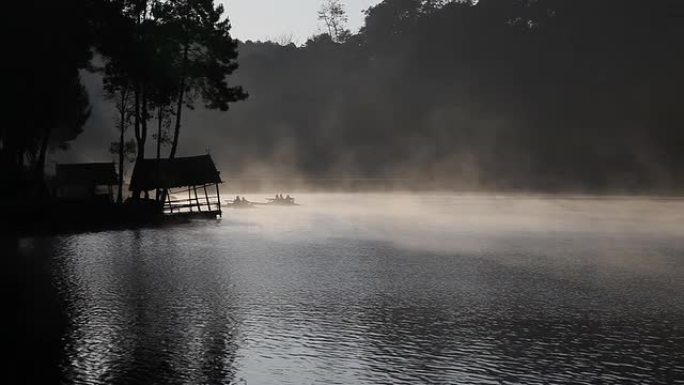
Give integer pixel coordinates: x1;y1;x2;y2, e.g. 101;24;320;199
168;86;184;160
160;43;189;205
137;87;148;162
141;88;148;159
160;88;183;205
117;89;127;205
142;92;149;201
133;84;142;199
118;121;125;204
155;106;163;201
169;44;189;160
156;106;163;161
134;84;141;156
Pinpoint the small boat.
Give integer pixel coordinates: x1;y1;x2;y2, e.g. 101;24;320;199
225;197;255;209
225;195;299;208
266;196;298;206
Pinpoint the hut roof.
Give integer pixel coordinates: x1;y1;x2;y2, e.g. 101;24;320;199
129;155;222;191
56;163;118;186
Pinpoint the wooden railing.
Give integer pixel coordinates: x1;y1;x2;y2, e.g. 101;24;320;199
163;184;222;215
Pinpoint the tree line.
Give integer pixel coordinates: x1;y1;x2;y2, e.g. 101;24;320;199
215;0;683;192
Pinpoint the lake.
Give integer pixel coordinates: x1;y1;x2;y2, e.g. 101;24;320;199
9;194;684;384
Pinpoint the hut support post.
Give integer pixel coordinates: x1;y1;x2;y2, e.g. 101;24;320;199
193;186;202;212
203;184;211;212
188;187;193;212
167;188;173;214
215;183;221;216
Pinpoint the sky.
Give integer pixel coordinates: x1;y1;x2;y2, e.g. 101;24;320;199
220;0;382;43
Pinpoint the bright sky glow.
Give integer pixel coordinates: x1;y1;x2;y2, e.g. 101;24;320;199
220;0;382;43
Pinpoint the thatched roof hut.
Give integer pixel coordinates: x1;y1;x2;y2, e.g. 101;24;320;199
130;155;222;216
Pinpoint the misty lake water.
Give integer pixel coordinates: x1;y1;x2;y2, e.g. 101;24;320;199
15;194;684;384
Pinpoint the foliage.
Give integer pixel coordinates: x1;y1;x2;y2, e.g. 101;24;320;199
318;0;351;43
109;139;138;163
2;0;94;191
96;0;247;168
219;0;684;191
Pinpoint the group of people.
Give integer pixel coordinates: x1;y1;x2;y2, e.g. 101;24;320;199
233;196;250;205
273;194;294;202
230;194;295;206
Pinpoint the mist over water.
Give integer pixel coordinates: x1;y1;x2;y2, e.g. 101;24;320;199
17;194;684;384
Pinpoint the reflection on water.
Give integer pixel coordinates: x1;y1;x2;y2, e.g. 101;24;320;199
19;194;684;384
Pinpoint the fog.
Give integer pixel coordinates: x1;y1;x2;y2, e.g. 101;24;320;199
217;193;684;274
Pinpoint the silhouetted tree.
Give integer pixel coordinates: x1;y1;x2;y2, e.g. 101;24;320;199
2;0;95;198
35;78;92;181
106;84;135;204
155;0;247;160
318;0;351;43
96;0;176;168
95;0;246;199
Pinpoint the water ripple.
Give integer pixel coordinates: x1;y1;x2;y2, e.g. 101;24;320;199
37;195;684;384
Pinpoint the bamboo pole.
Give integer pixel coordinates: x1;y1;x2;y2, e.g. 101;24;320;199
167;188;173;214
203;184;211;212
188;187;193;212
193;185;202;212
215;183;221;216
